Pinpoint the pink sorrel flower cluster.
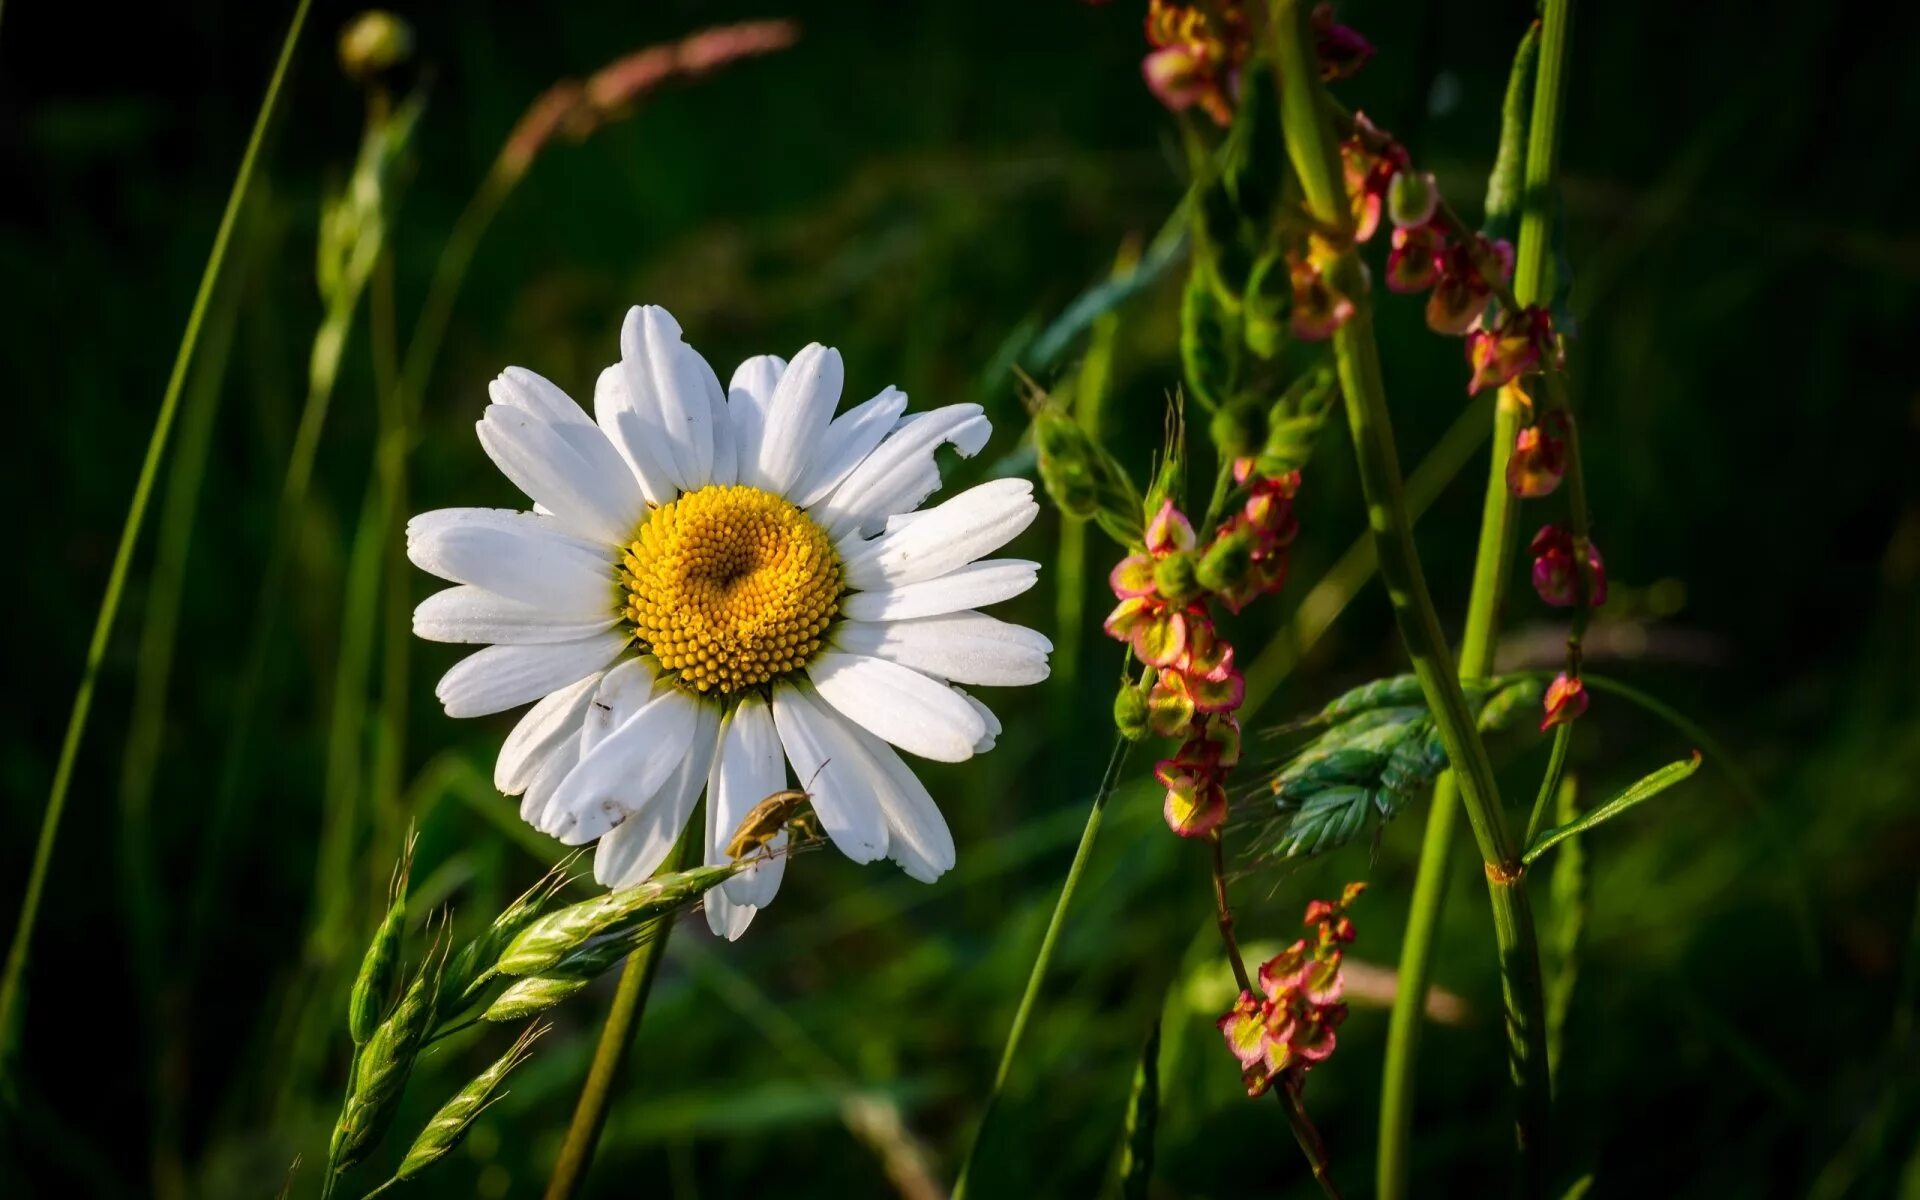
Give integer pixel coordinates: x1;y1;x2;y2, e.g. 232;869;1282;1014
1106;484;1299;838
1139;2;1369;127
1140;0;1250;127
1217;883;1364;1097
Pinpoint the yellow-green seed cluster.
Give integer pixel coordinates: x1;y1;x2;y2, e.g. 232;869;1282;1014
622;483;841;694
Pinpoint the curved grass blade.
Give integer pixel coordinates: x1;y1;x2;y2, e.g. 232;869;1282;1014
1523;752;1702;866
1117;1016;1160;1200
0;0;314;1057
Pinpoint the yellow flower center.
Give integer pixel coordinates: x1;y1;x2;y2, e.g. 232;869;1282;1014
621;485;842;695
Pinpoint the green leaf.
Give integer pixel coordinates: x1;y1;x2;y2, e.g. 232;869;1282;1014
1523;752;1703;865
1180;258;1241;413
1117;1017;1159;1200
1482;21;1542;244
1545;774;1587;1085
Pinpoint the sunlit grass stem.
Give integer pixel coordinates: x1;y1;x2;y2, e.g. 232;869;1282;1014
1269;0;1551;1189
951;729;1134;1200
0;0;312;1059
542;831;695;1200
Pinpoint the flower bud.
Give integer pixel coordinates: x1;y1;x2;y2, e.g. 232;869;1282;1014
1152;551;1201;604
1196;525;1257;596
1506;413;1567;498
1312;4;1375;82
338;11;415;83
1210;399;1266;462
1386;224;1443;293
1387;170;1439;229
1290;250;1355;341
1114;676;1152;740
1540;672;1589;730
1530;524;1608;608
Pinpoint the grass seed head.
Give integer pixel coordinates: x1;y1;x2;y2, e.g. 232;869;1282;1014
394;1022;547;1181
347;836;414;1045
494;862;739;977
330;913;448;1174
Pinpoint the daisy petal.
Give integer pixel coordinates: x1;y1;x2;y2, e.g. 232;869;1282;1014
726;355;786;491
771;686;889;863
839;559;1039;621
815;404;993;538
700;352;738;487
840;723;956;883
832;612;1052;687
594;364;677;504
489;367;596;428
539;687;699;845
621;305;720;490
406;509;614;617
790;385;908;508
578;658;658;756
414;585;618;645
704;887;761;940
954;687;1002;753
806;650;986;762
519;729;582;827
434;632;629;718
495;673;602;794
839;479;1039;590
592;701;719;888
707;695;789;906
756;343;845;496
478;401;645;544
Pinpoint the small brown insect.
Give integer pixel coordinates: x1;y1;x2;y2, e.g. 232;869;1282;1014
724;788;820;861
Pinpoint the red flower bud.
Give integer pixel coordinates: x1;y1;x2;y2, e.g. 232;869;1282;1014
1530;524;1608;608
1506;413;1567;498
1540;672;1589;730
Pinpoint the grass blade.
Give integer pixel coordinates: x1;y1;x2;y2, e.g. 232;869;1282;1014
1523;752;1702;866
1116;1016;1160;1200
0;0;313;1058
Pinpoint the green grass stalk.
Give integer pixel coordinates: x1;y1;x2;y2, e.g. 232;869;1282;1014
0;0;312;1058
952;729;1134;1200
542;831;696;1200
1269;1;1551;1190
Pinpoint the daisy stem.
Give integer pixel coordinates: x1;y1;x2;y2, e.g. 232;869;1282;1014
1269;0;1551;1191
951;728;1134;1200
543;831;695;1200
0;0;311;1058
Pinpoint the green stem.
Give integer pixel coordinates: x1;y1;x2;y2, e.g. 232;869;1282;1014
951;730;1133;1200
0;0;311;1058
1269;2;1550;1191
1523;725;1574;848
542;832;694;1200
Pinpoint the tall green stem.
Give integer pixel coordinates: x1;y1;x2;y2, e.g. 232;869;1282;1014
0;0;312;1058
952;730;1133;1200
543;832;695;1199
1269;1;1551;1191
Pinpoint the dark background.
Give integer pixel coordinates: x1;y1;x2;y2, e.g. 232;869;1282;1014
2;1;1916;1196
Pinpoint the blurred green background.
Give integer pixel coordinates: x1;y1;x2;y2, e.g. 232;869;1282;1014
2;0;1917;1196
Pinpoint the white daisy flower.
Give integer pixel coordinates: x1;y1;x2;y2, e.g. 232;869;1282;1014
409;305;1049;939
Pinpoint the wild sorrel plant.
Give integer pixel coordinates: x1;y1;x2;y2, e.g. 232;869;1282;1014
961;0;1722;1195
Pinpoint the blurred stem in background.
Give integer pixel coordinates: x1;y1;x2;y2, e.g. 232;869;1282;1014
952;727;1135;1200
1377;3;1574;1196
1269;0;1553;1191
1049;237;1136;705
0;0;312;1068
